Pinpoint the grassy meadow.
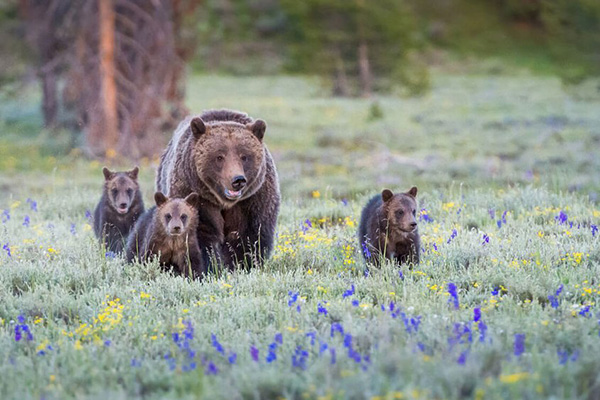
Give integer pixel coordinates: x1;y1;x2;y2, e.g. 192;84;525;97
0;73;600;399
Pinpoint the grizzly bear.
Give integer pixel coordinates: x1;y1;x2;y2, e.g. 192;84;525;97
156;109;280;270
93;166;145;254
358;187;420;266
126;192;204;277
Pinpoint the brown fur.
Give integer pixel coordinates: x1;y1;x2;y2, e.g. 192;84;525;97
125;193;204;278
93;166;144;254
358;187;420;266
155;109;280;270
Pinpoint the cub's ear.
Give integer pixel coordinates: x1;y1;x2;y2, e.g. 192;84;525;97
407;186;418;198
190;117;207;139
102;167;114;181
154;192;168;207
247;119;266;141
127;166;139;180
184;192;199;206
381;189;394;203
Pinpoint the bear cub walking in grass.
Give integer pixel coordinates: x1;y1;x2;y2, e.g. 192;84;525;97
126;192;204;278
358;187;420;266
94;166;145;254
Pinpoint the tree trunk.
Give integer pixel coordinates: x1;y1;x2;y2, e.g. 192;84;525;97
40;70;58;128
98;0;119;156
358;40;372;97
332;51;350;97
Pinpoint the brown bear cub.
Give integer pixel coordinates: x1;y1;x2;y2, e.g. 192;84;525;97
126;192;204;278
93;166;145;254
358;187;420;266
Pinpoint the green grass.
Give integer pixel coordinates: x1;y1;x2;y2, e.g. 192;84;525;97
0;74;600;399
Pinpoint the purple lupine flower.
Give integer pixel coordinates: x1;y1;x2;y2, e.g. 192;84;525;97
291;346;309;370
478;321;487;342
211;334;225;355
457;351;468;365
105;251;116;259
474;307;481;322
343;334;352;349
557;349;569;365
448;283;459;309
419;208;433;223
22;215;30;227
306;331;316;346
579;306;592;318
228;352;237;364
491;287;499;296
514;333;526;356
488;209;495;219
361;242;371;259
571;350;579;362
3;243;11;258
205;361;218;375
330;348;336;364
85;209;92;220
555;211;568;225
319;341;328;354
482;234;489;245
250;345;259;362
410;316;422;332
548;284;563;309
26;198;37;212
104;340;111;347
288;291;299;306
330;323;344;338
352;299;359;307
592;225;598;237
447;229;458;244
266;350;277;363
2;209;10;223
275;333;283;345
70;223;76;235
342;284;355;298
317;303;328;316
398;270;404;280
341;198;348;206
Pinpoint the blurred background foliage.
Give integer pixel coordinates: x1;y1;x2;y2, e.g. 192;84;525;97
0;0;598;161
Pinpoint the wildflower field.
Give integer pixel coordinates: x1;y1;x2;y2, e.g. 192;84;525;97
1;74;600;399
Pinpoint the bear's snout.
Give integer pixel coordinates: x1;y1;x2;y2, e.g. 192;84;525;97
231;175;247;190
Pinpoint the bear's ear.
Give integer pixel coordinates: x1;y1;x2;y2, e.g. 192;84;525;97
247;119;266;141
154;192;168;207
184;192;199;207
102;167;114;181
407;186;418;198
381;189;394;203
190;117;207;139
127;166;139;180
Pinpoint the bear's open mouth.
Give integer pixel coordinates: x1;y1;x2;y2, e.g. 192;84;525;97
117;207;128;214
224;189;243;200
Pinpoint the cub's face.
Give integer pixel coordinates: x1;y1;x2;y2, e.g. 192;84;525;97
103;167;139;215
382;187;418;234
155;192;199;236
190;118;266;205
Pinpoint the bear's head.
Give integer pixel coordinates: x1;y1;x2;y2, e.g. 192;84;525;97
103;166;140;215
381;187;418;234
189;117;267;207
154;192;199;236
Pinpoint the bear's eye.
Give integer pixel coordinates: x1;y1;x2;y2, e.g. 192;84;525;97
241;155;248;162
216;155;224;162
165;213;172;222
181;214;187;223
111;189;118;197
396;210;404;217
127;188;133;197
412;209;416;216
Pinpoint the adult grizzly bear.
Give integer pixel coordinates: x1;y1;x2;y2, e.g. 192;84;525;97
156;109;280;270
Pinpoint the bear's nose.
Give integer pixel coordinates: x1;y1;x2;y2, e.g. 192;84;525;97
172;225;181;233
119;202;128;209
410;222;417;229
231;175;247;190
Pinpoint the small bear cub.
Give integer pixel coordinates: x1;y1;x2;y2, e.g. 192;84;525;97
93;166;145;254
126;192;204;278
358;187;420;266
